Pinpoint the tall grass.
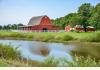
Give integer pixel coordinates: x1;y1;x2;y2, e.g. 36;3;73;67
41;57;58;67
68;55;100;67
41;56;100;67
0;44;21;60
0;30;100;42
80;32;100;42
87;32;100;42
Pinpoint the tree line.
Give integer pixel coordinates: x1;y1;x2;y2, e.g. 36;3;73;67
0;23;24;30
52;3;100;32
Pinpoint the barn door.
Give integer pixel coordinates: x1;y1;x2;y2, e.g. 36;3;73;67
42;28;48;32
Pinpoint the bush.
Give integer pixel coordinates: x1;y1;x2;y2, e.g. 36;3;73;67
54;35;62;40
42;35;54;42
62;34;73;41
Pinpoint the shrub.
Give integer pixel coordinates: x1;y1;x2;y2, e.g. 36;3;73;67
62;34;73;41
54;35;62;40
42;35;54;42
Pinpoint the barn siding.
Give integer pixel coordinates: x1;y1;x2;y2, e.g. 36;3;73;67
18;15;60;32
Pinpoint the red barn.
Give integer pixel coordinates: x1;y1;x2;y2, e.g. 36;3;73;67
19;15;60;32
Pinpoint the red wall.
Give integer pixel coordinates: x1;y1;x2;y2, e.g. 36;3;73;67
40;16;52;25
31;25;59;30
31;16;60;30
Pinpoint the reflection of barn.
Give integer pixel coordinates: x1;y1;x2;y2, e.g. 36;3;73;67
18;15;60;32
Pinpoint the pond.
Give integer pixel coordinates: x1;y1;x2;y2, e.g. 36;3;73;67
0;40;74;62
0;39;100;62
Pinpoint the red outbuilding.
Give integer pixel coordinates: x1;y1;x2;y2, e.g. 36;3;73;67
18;15;60;32
65;25;71;32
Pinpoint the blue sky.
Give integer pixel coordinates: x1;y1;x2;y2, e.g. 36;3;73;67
0;0;100;25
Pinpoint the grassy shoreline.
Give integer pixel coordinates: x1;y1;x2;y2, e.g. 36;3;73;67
0;30;100;43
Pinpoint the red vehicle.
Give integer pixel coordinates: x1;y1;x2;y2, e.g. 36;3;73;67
74;25;95;32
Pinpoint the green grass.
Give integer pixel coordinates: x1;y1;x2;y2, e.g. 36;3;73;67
1;55;100;67
0;58;42;67
68;55;100;67
0;44;21;60
0;30;100;42
40;55;100;67
0;60;9;67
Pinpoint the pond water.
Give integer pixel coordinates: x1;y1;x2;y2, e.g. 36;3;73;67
0;39;100;62
0;40;74;62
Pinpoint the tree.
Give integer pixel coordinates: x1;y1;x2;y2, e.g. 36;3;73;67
66;13;83;27
0;25;2;30
17;23;24;26
88;3;100;30
52;3;100;31
11;24;17;29
78;3;93;32
3;25;7;30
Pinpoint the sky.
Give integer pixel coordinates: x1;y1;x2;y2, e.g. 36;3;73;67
0;0;100;25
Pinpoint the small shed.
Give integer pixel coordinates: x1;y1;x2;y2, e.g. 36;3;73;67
65;25;71;32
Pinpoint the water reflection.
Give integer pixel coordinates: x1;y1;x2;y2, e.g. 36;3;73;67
0;40;74;62
70;42;100;59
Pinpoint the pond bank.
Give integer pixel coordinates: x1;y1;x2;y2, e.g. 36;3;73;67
0;30;100;43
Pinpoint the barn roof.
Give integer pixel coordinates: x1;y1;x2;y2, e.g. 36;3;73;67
28;15;47;25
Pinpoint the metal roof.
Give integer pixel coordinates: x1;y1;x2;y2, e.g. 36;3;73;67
28;15;46;25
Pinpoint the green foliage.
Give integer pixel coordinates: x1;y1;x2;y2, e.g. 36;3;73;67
69;55;100;67
88;3;100;30
0;23;24;30
0;44;21;60
42;57;59;67
41;55;100;67
78;3;93;17
0;60;9;67
62;34;73;41
52;3;100;31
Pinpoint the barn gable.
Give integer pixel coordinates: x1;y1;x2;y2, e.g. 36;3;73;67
28;15;51;26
